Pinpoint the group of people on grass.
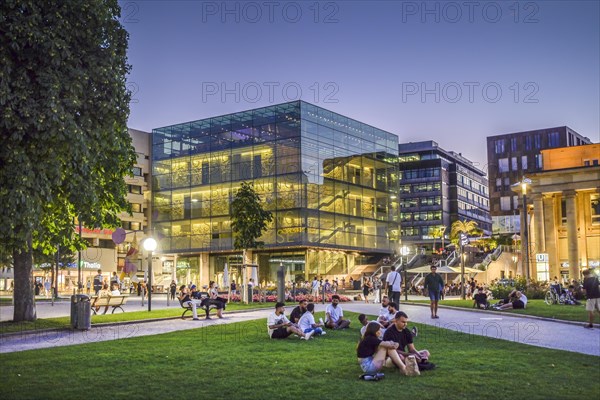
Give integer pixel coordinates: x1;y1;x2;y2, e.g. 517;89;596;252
267;293;434;379
267;294;351;340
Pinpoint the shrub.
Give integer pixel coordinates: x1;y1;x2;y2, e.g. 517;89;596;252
489;284;514;300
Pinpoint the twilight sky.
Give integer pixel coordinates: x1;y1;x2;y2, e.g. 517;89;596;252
122;0;600;172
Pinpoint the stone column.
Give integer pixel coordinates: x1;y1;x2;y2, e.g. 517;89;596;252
543;195;560;279
577;191;589;269
519;206;526;277
564;190;580;279
199;252;209;287
532;193;545;255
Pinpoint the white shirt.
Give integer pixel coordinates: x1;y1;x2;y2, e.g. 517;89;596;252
386;271;402;292
325;304;343;323
360;322;386;338
312;280;319;290
378;305;390;318
267;312;290;337
298;311;316;332
519;293;528;307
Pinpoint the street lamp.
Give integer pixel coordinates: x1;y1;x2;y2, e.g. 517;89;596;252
400;245;410;301
514;178;532;282
143;237;157;312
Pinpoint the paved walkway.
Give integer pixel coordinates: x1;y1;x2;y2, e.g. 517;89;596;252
1;302;599;356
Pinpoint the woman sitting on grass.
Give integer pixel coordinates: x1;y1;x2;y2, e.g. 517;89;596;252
357;322;407;376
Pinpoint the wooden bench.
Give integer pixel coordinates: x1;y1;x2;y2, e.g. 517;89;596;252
179;292;225;320
91;295;129;315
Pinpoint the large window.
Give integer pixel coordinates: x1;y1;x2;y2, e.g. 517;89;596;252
498;158;509;173
521;155;528;170
494;139;505;154
510;137;518;152
500;196;511;211
548;131;560;148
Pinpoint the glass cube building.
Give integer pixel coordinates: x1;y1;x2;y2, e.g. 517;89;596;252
151;101;399;285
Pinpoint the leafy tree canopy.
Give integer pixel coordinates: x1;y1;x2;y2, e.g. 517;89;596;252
231;182;273;251
0;0;135;254
0;0;135;321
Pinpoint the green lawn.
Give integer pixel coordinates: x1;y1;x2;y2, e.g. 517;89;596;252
0;302;273;335
1;312;598;400
409;299;588;323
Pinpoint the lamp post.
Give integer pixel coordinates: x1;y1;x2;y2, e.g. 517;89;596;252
521;178;531;282
461;252;466;300
400;245;409;301
143;237;157;312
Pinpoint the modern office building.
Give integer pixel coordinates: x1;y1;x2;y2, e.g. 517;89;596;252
486;126;591;235
398;141;491;249
151;101;400;287
514;143;600;280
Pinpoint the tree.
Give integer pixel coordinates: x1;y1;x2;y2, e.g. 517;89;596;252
231;182;273;300
0;0;135;321
431;225;446;253
450;220;479;242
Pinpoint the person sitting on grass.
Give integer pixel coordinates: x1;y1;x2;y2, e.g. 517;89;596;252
383;311;430;365
359;314;386;338
267;302;307;340
325;295;351;330
289;299;308;324
357;322;408;377
495;289;527;310
379;301;399;329
298;303;326;339
473;287;489;309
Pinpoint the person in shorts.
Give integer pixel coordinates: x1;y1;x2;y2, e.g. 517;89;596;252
423;265;444;319
497;289;527;310
357;322;406;376
267;302;306;339
582;268;600;329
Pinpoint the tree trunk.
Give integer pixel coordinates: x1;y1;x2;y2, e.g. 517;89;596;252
13;244;37;322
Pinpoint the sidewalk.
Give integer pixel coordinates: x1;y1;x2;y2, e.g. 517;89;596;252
1;302;599;356
344;303;600;357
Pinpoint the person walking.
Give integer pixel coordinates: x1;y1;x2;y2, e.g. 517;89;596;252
169;280;177;300
385;266;402;306
423;265;444;319
582;268;600;329
93;269;103;295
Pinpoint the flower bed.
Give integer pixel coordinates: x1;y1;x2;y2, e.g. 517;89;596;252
221;293;351;303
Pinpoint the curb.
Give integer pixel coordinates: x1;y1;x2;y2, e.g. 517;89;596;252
402;301;599;328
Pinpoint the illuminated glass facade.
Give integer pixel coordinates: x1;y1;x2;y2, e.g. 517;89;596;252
151;101;399;284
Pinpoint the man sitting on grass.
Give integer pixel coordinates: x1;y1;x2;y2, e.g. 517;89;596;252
267;302;307;340
298;303;326;339
494;289;527;310
473;287;489;309
383;311;431;364
379;301;399;328
289;299;308;324
325;295;351;330
359;314;386;338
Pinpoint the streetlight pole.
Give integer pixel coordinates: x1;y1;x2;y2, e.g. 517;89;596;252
143;237;157;312
521;179;531;282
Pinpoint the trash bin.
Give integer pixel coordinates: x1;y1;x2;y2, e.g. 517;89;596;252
353;280;361;290
71;294;91;330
